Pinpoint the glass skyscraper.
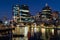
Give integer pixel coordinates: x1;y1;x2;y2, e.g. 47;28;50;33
13;4;34;23
19;5;34;22
13;5;20;23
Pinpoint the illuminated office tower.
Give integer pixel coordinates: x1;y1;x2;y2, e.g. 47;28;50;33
41;3;52;22
13;5;20;23
19;5;34;22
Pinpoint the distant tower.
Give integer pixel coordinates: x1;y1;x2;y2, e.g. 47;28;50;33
13;5;20;23
19;5;34;22
41;3;52;22
34;12;41;24
52;11;59;25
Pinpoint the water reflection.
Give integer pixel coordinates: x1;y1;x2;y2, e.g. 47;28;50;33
12;25;60;40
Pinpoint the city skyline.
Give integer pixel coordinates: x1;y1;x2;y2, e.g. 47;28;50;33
0;0;60;19
0;0;60;40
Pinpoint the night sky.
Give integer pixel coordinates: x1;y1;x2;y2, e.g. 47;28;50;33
0;0;60;20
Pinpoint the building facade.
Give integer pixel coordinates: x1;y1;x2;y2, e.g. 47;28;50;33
41;3;52;23
13;5;20;23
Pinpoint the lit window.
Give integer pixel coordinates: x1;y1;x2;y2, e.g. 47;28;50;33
20;9;29;12
42;15;46;18
14;7;19;10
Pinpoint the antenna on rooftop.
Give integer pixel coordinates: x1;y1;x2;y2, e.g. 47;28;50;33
45;3;48;6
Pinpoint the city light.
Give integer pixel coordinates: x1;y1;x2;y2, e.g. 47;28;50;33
0;1;60;40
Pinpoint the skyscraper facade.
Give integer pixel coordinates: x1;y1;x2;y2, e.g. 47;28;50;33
20;5;33;22
13;5;20;23
41;3;52;23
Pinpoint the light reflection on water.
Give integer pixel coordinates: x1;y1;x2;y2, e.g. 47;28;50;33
12;28;60;40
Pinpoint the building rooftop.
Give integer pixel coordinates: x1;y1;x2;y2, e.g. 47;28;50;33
42;3;51;10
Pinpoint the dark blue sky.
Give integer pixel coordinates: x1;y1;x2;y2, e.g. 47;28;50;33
0;0;60;19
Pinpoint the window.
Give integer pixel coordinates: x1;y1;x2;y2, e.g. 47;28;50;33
14;13;18;16
13;7;19;10
42;15;46;18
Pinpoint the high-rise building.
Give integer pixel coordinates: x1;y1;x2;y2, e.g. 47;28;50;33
41;3;52;22
20;5;34;22
52;11;59;26
13;5;20;23
34;12;41;24
13;4;34;23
